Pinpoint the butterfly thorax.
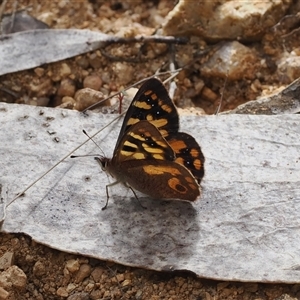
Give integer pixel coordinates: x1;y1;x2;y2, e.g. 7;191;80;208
95;156;126;181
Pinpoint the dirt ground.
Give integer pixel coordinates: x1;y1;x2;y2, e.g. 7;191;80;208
1;1;299;299
0;233;299;300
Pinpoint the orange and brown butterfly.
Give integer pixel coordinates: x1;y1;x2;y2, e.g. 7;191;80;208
95;78;205;209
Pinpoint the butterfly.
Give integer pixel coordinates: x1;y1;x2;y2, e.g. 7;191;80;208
95;78;205;209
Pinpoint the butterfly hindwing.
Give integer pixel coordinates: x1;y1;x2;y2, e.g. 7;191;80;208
168;132;205;184
117;160;200;201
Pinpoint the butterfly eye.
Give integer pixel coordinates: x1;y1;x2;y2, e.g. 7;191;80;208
102;162;107;171
95;157;107;171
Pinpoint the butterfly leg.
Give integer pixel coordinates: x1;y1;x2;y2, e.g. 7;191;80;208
126;185;147;210
102;180;120;210
102;180;147;210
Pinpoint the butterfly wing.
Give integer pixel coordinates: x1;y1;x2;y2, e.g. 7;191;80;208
118;160;200;201
114;78;205;183
112;120;175;164
106;78;204;203
115;78;179;152
108;121;200;201
168;132;205;184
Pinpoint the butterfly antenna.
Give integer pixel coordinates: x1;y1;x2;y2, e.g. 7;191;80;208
7;114;122;208
70;129;106;159
84;129;105;157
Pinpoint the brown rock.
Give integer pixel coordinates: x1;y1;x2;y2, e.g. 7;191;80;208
57;286;68;297
35;97;50;106
201;86;218;102
28;78;53;98
74;88;106;111
0;253;14;270
83;75;103;90
0;266;27;290
112;62;134;85
65;259;80;273
90;289;102;299
88;53;102;69
75;264;92;284
34;67;45;77
57;79;76;97
33;261;46;277
201;41;259;80
76;56;90;69
67;292;90;300
90;266;105;282
277;54;300;82
59;63;72;78
59;96;76;109
162;0;291;41
0;287;9;300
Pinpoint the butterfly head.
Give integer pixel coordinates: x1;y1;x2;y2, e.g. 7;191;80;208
94;156;110;171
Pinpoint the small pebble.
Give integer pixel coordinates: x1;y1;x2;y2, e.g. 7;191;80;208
83;74;102;90
34;67;45;77
65;259;80;273
74;88;106;111
57;287;68;297
0;266;27;290
88;53;102;69
75;264;92;283
112;62;134;85
76;56;89;69
67;292;90;300
0;286;9;300
33;261;46;277
91;266;105;282
57;79;76;97
59;63;72;78
0;252;14;270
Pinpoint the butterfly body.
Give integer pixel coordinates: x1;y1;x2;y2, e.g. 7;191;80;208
97;78;205;209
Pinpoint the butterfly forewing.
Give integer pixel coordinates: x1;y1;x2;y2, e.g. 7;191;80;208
115;78;179;152
112;121;175;164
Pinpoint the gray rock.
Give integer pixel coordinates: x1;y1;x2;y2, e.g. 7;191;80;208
0;102;299;283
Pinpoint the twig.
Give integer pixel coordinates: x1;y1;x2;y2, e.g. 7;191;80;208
100;35;187;63
104;35;188;45
0;0;8;35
